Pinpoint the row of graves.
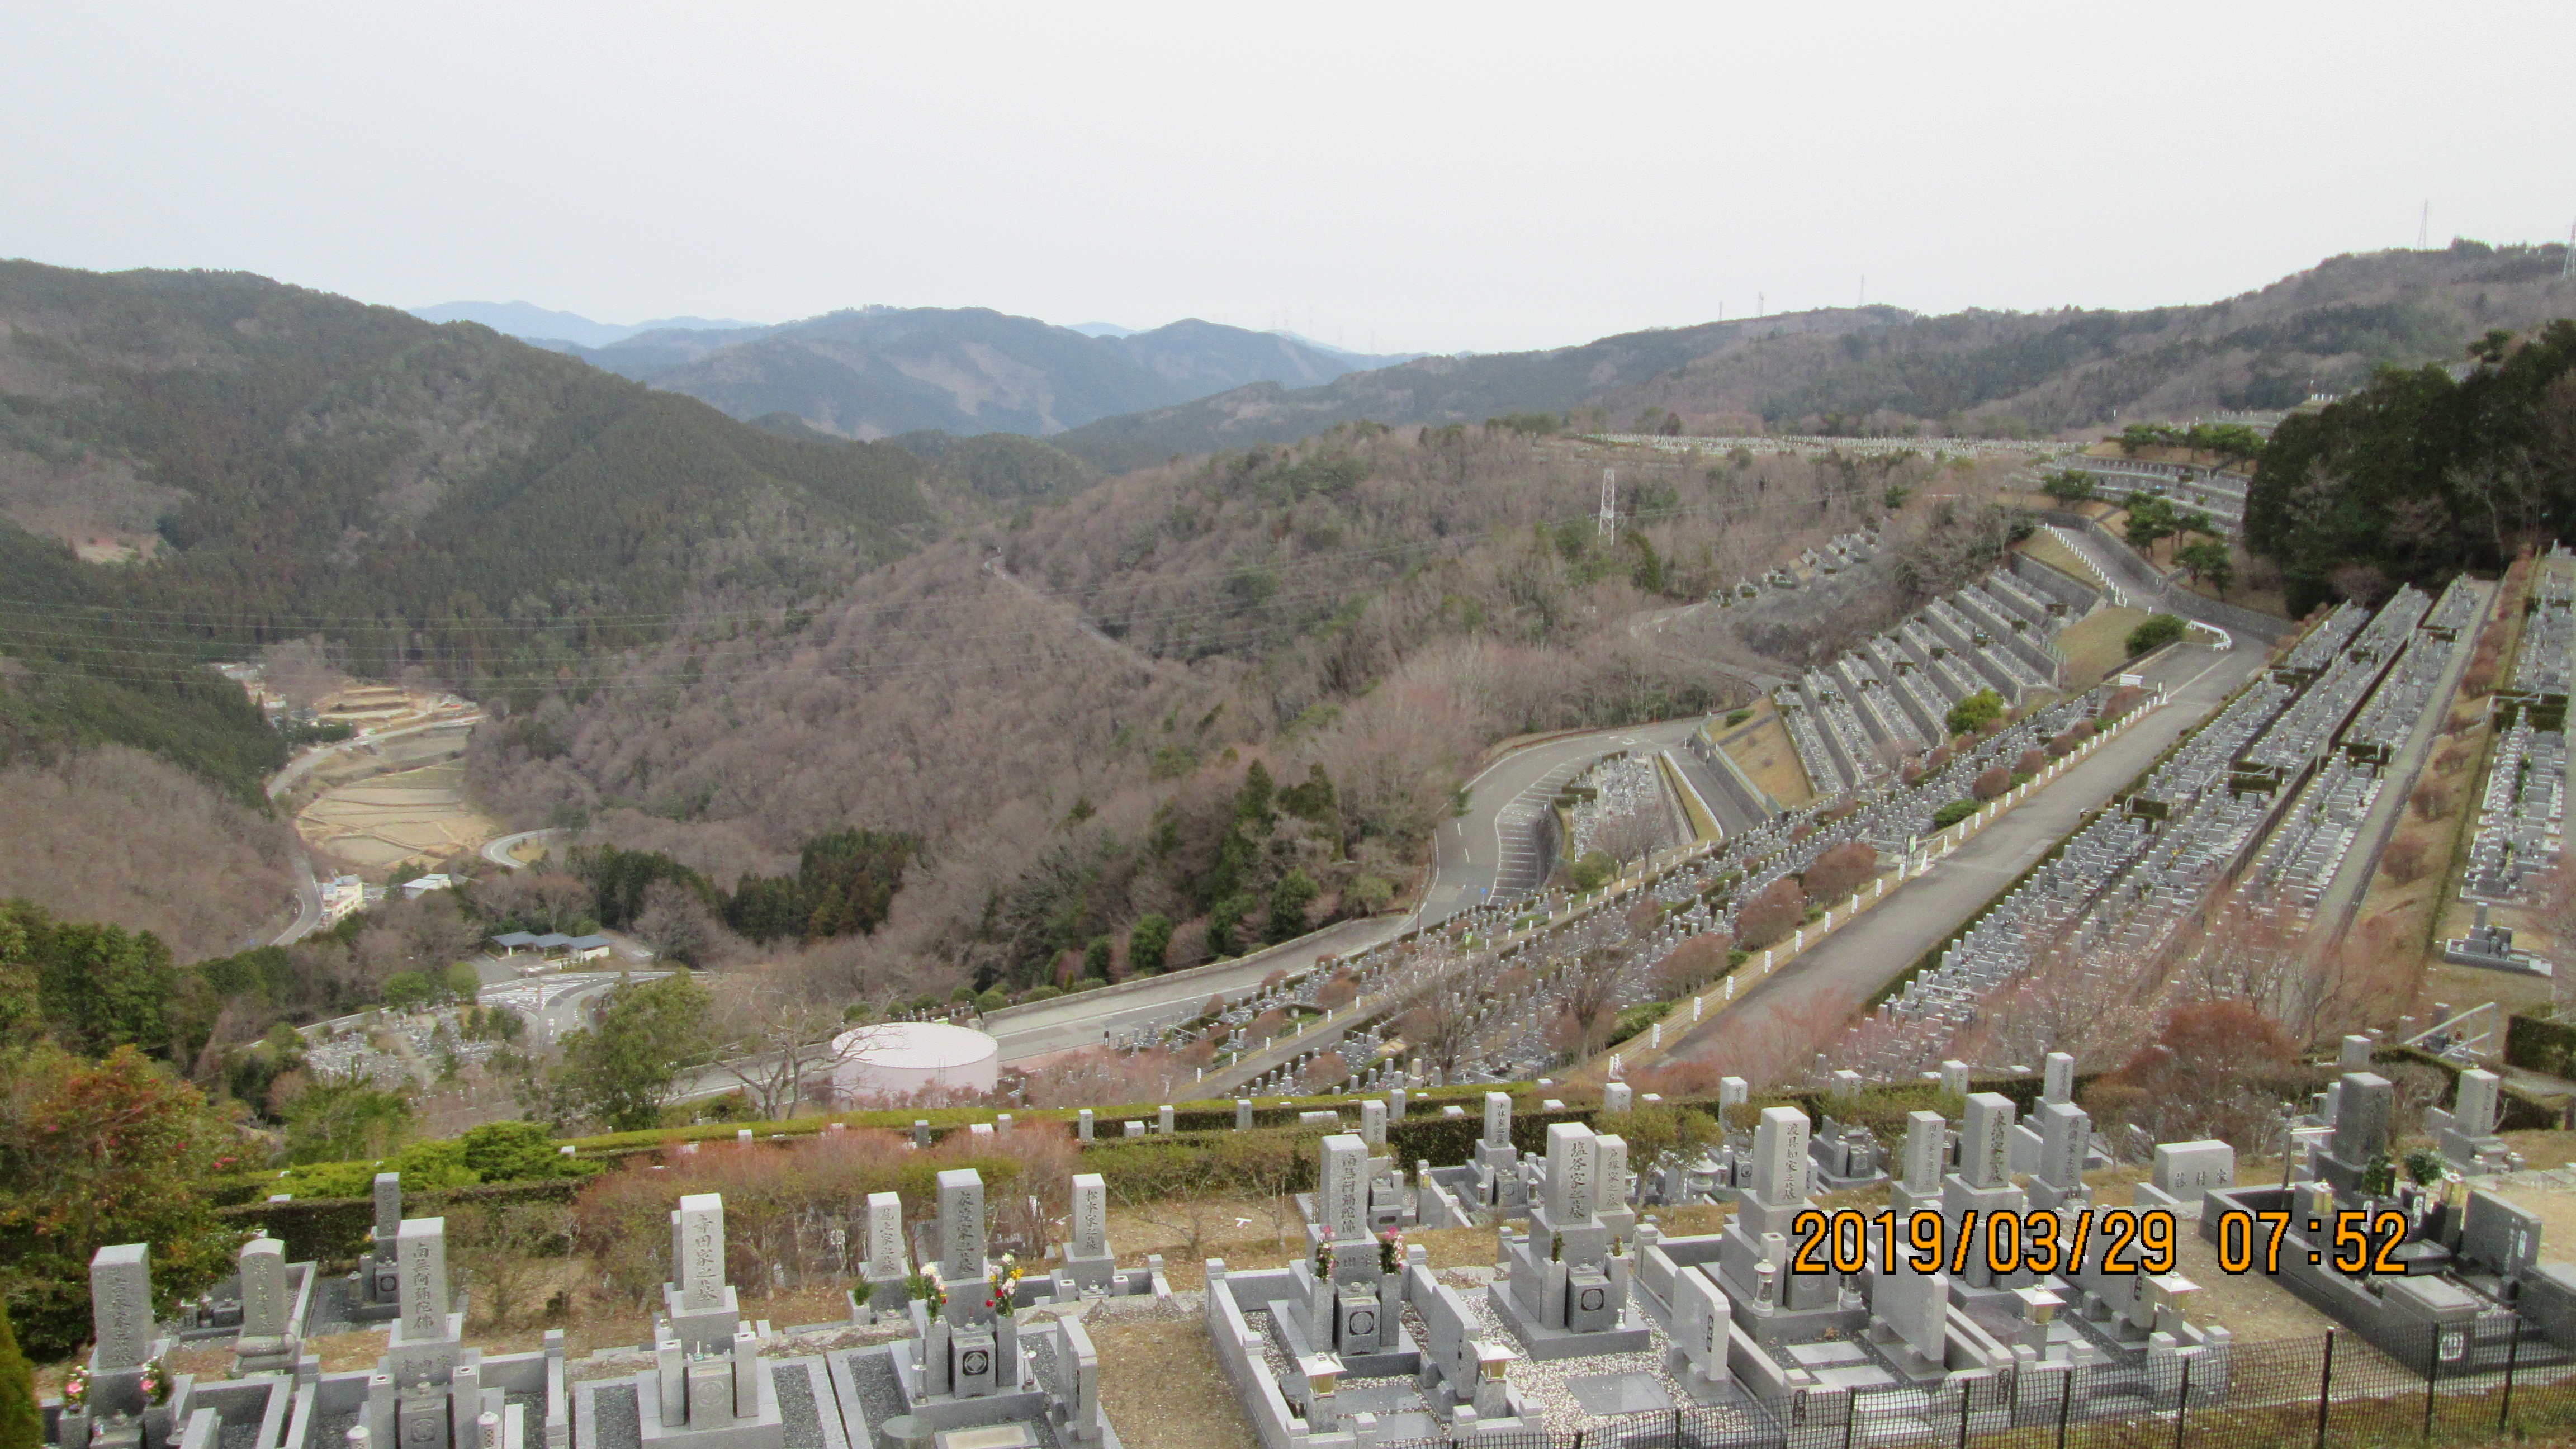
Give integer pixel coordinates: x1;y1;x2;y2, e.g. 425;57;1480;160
50;1164;1147;1449
1849;585;2482;1080
1782;565;2085;795
1270;680;2125;1096
1214;1048;2576;1446
1720;529;1882;603
2458;550;2575;906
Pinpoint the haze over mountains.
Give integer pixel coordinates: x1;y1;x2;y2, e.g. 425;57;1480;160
413;301;1427;441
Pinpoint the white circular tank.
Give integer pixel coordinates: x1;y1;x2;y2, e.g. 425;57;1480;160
830;1021;1000;1100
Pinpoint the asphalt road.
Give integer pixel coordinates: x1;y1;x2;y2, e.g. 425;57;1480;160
1657;641;2271;1084
482;828;565;871
273;852;324;946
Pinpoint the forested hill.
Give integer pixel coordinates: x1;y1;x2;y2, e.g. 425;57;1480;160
0;261;939;798
1055;243;2576;471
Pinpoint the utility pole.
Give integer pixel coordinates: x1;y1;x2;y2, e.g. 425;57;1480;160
1598;468;1618;538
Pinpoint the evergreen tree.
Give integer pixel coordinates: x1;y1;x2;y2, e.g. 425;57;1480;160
0;1299;34;1449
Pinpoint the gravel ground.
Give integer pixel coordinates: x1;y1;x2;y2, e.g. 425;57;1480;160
590;1383;639;1449
773;1361;825;1449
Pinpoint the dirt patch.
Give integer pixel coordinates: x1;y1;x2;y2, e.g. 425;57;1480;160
1094;1320;1256;1449
1722;714;1816;807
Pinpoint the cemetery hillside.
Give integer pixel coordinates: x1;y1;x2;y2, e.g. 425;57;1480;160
22;245;2576;1449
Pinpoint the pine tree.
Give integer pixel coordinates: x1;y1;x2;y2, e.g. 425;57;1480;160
0;1298;41;1449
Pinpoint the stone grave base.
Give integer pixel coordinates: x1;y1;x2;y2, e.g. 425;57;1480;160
1487;1284;1653;1361
874;1342;1051;1437
1331;1327;1423;1381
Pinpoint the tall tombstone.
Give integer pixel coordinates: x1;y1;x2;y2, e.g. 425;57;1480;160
1360;1098;1388;1148
1749;1107;1808;1206
2333;1072;2394;1166
865;1193;906;1278
672;1194;728;1312
1235;1099;1253;1130
1389;1087;1408;1121
937;1169;986;1282
1958;1094;2015;1190
1483;1092;1512;1149
1938;1060;1969;1097
396;1219;452;1342
2338;1035;2375;1072
1076;1109;1095;1142
1898;1111;1947;1199
373;1173;405;1244
1717;1076;1749;1108
2031;1101;2090;1205
1544;1123;1598;1225
89;1243;154;1370
1069;1174;1109;1261
1319;1135;1370;1243
1594;1134;1630;1215
239;1235;291;1339
2042;1052;2075;1105
2454;1069;2504;1139
1602;1082;1633;1114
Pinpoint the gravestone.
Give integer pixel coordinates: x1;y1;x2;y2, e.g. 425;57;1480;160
1058;1173;1117;1295
1718;1077;1748;1107
1319;1135;1370;1243
1939;1060;1969;1097
1360;1098;1387;1148
1602;1082;1632;1114
2042;1052;2075;1105
1077;1109;1093;1142
93;1244;153;1371
233;1235;301;1375
1236;1099;1253;1130
939;1169;987;1284
856;1191;909;1320
1892;1110;1947;1215
2137;1141;2233;1218
2029;1101;2090;1210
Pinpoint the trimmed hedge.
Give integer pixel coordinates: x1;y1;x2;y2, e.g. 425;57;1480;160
2507;1014;2576;1082
217;1178;584;1265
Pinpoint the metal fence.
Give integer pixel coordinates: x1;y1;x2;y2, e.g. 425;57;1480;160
1370;1319;2576;1449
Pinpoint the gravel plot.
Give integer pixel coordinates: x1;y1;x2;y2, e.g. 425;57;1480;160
591;1384;640;1449
772;1361;825;1449
844;1348;907;1442
1457;1287;1762;1437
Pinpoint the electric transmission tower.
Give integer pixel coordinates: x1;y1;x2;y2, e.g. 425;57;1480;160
1598;468;1618;538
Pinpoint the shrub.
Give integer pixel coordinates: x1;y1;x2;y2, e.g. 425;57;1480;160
1069;977;1109;993
2100;686;2147;721
2411;780;2452;821
2016;749;2048;776
1732;878;1808;950
1724;708;1753;727
974;988;1008;1014
1971;766;2011;801
1019;984;1063;1004
1945;690;2004;737
1567;849;1616;892
2125;614;2186;656
1604;1001;1673;1049
2379;836;2431;885
1799;841;1879;907
1930;799;1978;829
1652;935;1733;997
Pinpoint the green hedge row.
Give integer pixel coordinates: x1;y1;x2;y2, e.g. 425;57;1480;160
217;1178;585;1265
2507;1014;2576;1083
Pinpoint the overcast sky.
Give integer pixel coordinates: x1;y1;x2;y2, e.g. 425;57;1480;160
6;3;2571;355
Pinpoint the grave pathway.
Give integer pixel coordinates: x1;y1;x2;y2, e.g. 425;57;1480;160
1658;641;2272;1083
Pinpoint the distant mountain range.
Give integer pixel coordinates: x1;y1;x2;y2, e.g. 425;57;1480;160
413;301;1428;440
408;300;766;349
1052;242;2576;471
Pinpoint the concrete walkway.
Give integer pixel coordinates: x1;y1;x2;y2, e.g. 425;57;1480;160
1656;642;2271;1084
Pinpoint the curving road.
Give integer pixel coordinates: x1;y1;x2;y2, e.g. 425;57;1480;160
482;828;566;871
986;709;1763;1066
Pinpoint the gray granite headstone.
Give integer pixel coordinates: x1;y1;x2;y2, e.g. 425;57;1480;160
865;1192;905;1277
2334;1072;2394;1163
89;1243;152;1369
2151;1141;2234;1197
373;1173;404;1240
674;1194;727;1311
1750;1107;1808;1205
1483;1092;1512;1148
1901;1111;1946;1195
1319;1135;1370;1240
396;1219;449;1341
1959;1093;2015;1190
239;1235;290;1339
2454;1069;2503;1139
2042;1052;2074;1105
1071;1173;1109;1260
938;1169;986;1280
